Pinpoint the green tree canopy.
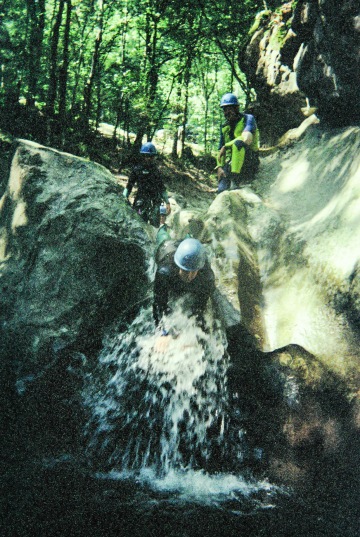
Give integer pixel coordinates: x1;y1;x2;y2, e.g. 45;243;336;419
0;0;285;157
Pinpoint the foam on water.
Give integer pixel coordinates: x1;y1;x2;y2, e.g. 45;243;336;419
83;302;280;503
95;467;279;506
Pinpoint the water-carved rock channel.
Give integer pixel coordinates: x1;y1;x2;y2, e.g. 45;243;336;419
1;127;359;536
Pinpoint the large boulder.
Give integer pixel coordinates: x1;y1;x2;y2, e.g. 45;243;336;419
0;138;153;383
240;4;308;146
202;125;360;395
200;125;360;486
240;1;360;145
293;0;360;125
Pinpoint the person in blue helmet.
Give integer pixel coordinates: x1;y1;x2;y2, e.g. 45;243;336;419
216;93;260;193
123;142;171;226
153;238;215;352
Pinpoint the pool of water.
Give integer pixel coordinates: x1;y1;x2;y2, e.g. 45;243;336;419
2;452;358;537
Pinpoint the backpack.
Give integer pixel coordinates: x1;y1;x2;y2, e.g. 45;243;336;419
154;239;180;267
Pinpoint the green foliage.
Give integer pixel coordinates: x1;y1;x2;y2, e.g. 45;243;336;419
249;10;271;36
0;0;268;159
268;2;296;50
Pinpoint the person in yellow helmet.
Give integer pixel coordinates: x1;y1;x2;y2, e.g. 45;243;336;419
216;93;260;193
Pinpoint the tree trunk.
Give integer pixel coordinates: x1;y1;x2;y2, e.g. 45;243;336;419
200;65;216;153
95;75;102;129
171;127;179;159
180;59;192;158
69;8;92;115
47;0;65;119
83;0;104;123
25;0;46;107
58;0;72;139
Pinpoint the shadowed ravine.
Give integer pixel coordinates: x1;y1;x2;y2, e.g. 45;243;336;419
1;126;359;536
2;306;358;537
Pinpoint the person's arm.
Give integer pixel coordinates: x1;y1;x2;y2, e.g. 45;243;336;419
241;131;253;146
154;166;171;215
123;170;136;199
221;115;257;153
161;190;171;214
240;114;257;146
230;114;257;149
216;126;227;179
192;263;216;320
153;267;170;328
216;126;226;167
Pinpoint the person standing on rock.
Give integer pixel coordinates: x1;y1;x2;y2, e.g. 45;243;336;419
216;93;260;193
153;238;215;352
123;142;171;227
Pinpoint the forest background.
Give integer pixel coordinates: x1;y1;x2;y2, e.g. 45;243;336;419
0;0;283;171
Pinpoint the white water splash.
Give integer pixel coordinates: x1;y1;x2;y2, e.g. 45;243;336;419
95;467;279;507
83;301;281;503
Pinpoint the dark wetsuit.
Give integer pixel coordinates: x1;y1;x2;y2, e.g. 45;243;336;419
126;161;169;226
153;257;215;327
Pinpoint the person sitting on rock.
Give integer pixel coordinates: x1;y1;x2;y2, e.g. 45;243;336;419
153;238;215;352
216;93;260;193
123;142;171;227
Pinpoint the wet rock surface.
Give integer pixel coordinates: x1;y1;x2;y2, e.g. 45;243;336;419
0;138;153;468
0;139;152;376
240;0;360;145
1;125;359;535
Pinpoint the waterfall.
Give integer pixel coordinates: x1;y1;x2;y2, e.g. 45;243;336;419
82;300;279;502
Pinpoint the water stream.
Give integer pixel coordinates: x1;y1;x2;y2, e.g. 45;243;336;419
3;301;358;536
82;302;280;508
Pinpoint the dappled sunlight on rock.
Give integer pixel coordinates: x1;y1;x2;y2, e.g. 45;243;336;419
266;127;360;227
262;261;359;380
277;156;310;193
0;229;9;262
203;125;360;389
8;155;27;200
203;191;261;326
11;200;28;231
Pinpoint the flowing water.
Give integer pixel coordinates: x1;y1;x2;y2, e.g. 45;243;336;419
82;303;280;504
2;303;358;536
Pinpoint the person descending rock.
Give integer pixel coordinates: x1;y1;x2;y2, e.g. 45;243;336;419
153;238;215;353
156;204;172;246
216;93;260;193
123;142;171;226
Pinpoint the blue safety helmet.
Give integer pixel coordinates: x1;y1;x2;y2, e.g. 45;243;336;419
140;142;157;155
174;238;206;272
220;93;239;107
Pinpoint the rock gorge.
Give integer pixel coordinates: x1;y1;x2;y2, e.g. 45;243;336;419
241;0;360;145
1;0;360;491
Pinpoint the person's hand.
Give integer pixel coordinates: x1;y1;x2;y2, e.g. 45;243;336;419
218;145;226;159
234;139;246;150
166;202;171;215
154;335;171;353
217;166;226;180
